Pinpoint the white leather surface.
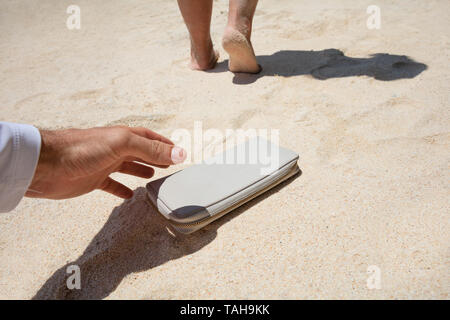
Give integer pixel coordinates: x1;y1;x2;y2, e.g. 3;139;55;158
146;137;299;223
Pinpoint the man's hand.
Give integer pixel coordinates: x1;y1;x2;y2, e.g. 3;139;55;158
26;126;186;200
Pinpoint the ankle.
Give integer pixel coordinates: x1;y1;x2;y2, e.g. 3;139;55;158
189;39;217;70
226;16;252;39
190;35;213;51
192;40;212;58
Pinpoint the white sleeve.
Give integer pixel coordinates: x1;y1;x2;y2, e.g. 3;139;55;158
0;122;42;213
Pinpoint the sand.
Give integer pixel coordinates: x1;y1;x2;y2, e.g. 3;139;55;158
0;0;449;299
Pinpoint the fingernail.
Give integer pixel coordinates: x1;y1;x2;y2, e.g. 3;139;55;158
171;146;186;164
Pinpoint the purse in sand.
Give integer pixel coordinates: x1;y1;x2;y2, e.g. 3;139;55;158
146;137;299;234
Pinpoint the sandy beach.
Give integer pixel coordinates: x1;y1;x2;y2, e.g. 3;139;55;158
0;0;449;299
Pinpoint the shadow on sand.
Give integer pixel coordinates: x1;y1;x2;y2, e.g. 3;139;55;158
33;171;301;299
209;49;427;85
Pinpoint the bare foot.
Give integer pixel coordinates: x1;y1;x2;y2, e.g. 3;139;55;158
190;40;220;71
222;27;261;74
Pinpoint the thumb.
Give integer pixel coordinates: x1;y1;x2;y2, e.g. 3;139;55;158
126;135;187;166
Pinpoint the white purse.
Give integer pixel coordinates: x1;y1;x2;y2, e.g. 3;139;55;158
146;137;300;234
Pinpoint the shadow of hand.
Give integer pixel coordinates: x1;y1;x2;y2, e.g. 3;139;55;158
33;188;217;300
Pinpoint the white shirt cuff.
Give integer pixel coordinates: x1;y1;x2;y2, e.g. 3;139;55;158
0;122;41;212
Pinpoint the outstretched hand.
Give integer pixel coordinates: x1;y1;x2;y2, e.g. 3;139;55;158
26;126;186;200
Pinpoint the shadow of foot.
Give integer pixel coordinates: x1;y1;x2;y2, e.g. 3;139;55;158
211;49;427;84
33;171;301;299
309;50;427;81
